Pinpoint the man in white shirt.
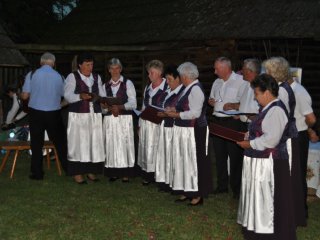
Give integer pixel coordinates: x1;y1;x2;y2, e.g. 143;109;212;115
208;57;247;199
223;58;260;128
288;77;316;217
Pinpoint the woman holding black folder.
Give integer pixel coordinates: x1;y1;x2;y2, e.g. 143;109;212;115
165;62;213;206
263;57;307;225
237;74;297;239
101;58;137;182
137;60;168;185
154;65;184;192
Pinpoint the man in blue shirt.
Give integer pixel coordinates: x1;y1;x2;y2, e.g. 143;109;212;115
21;52;68;180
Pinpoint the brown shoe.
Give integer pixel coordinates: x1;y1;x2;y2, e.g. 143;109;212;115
73;175;87;184
188;197;203;206
87;174;99;182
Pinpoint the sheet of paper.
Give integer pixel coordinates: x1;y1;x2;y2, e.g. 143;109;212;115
133;109;142;116
217;110;257;116
149;105;165;112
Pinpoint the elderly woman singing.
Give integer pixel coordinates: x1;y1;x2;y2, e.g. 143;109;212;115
165;62;213;206
237;74;297;239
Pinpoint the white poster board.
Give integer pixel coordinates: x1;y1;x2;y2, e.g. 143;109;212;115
290;67;302;84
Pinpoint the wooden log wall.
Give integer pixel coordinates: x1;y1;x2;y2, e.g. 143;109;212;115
17;38;320;122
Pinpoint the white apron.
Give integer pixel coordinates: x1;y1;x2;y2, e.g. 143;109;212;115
103;114;135;168
137;119;160;172
67;112;105;163
170;125;198;192
154;122;174;183
237;154;275;234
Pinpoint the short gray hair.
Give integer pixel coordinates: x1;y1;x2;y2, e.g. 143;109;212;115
108;58;123;69
262;57;290;83
146;60;164;73
243;58;261;74
215;56;232;69
40;52;55;66
177;62;199;80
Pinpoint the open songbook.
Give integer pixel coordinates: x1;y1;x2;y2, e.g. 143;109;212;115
209;123;246;142
217;110;257;116
99;97;123;106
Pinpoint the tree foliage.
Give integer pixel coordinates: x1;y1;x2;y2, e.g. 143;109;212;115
0;0;78;43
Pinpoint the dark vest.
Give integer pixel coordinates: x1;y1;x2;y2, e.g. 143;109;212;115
143;80;168;108
174;82;207;128
245;100;289;159
163;86;185;127
104;77;131;115
280;81;298;138
68;71;101;113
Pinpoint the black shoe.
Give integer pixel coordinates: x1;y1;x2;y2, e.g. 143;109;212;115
87;175;100;182
213;188;228;194
109;177;119;182
188;198;203;206
29;174;44;180
122;178;129;183
142;180;150;186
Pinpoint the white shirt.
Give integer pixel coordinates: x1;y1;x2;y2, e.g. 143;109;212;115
179;80;204;120
250;99;288;151
142;78;167;111
291;81;314;131
209;71;247;117
64;70;104;113
239;82;259;123
101;75;137;110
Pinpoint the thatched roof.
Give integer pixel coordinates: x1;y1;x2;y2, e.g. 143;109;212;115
0;24;29;66
41;0;320;46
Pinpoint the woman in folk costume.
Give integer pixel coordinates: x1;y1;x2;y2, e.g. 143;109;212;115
154;65;185;192
165;62;213;206
101;58;137;182
237;74;296;239
263;57;306;226
138;60;168;185
64;52;105;184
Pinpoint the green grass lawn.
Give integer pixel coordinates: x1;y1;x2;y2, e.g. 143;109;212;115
0;151;319;240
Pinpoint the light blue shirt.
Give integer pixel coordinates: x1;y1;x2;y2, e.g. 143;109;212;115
22;65;64;111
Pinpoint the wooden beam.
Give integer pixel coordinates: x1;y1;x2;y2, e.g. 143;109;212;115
14;40;226;53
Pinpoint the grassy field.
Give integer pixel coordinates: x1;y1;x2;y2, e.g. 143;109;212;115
0;151;319;240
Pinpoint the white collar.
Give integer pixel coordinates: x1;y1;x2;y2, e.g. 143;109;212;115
109;75;123;84
78;70;93;80
147;78;166;91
